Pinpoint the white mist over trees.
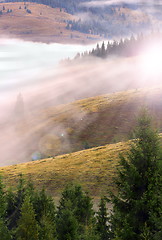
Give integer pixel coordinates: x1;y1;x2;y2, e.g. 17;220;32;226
1;35;162;166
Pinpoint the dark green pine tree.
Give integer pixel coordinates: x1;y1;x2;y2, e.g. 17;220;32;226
0;177;12;240
0;218;12;240
57;206;79;240
39;214;56;240
56;184;95;239
83;224;100;240
58;184;94;227
33;188;56;239
110;110;162;240
15;195;39;240
0;176;7;219
96;197;110;240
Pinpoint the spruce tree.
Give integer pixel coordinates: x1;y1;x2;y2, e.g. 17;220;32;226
57;184;95;239
0;176;6;219
33;188;56;239
0;218;12;240
0;177;12;240
57;207;78;240
83;225;100;240
39;214;56;240
58;184;94;226
110;110;162;239
96;197;110;240
15;195;39;240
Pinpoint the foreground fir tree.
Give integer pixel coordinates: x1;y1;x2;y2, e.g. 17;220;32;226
57;207;79;240
0;177;12;239
56;184;96;239
0;176;7;219
35;189;56;240
110;111;162;240
96;197;110;240
0;218;12;240
15;195;39;240
39;214;56;240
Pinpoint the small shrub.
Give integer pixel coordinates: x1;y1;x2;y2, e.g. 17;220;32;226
26;9;32;14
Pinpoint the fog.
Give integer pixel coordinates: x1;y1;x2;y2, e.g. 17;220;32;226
81;0;162;7
0;38;162;166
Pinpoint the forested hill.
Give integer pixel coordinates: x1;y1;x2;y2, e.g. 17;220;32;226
6;0;87;14
5;0;162;14
0;2;100;43
5;0;162;37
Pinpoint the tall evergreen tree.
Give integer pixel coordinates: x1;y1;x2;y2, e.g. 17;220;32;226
57;206;79;240
109;110;162;239
33;188;56;239
96;197;110;240
0;218;12;240
39;214;56;240
0;177;12;240
15;195;39;240
0;176;7;219
57;184;95;239
58;184;94;226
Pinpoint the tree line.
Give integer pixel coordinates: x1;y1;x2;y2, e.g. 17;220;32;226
0;110;162;239
5;0;86;14
75;32;162;59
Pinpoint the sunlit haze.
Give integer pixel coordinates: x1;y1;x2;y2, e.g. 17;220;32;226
0;37;162;166
139;42;162;78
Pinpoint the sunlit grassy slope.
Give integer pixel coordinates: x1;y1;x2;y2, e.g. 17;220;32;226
1;86;162;198
0;140;130;197
25;86;162;160
0;2;99;43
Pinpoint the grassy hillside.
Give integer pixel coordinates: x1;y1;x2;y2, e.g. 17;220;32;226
0;2;159;43
0;2;99;43
0;140;130;198
1;86;162;199
19;86;162;161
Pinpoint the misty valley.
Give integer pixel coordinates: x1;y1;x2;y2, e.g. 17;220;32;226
1;34;162;166
0;1;162;240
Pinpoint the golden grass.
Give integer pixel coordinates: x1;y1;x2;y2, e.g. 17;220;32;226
12;85;162;166
0;140;130;198
0;2;100;44
1;86;162;199
36;86;162;152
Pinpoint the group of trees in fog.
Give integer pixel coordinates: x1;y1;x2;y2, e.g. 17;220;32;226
5;0;85;14
0;6;12;15
0;110;161;239
0;4;32;15
65;14;149;38
75;32;162;59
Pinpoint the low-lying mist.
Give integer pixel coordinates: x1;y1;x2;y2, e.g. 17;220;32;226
1;38;162;166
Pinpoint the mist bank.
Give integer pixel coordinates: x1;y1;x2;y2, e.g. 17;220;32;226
1;38;162;166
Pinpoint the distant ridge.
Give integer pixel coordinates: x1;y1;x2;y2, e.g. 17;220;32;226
0;2;99;43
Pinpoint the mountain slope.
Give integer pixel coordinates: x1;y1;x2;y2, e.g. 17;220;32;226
25;86;162;157
0;140;130;198
3;85;162;167
6;0;162;37
0;2;99;43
